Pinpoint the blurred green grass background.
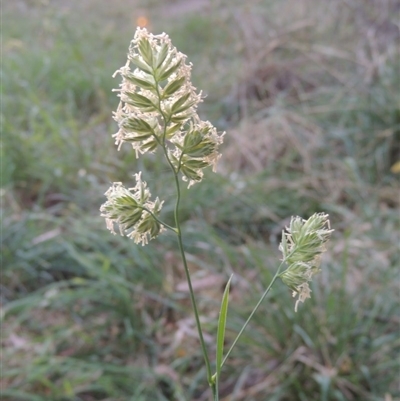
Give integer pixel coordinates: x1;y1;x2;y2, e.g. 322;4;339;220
2;0;399;400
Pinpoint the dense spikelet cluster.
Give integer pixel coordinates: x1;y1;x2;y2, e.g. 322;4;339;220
112;27;224;186
278;213;333;311
100;173;164;245
100;28;224;243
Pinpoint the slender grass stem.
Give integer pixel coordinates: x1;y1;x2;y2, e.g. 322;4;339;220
138;205;177;233
220;256;291;368
154;84;214;392
172;169;214;388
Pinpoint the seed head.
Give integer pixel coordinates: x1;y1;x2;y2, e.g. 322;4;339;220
278;213;333;311
100;173;165;245
111;27;224;186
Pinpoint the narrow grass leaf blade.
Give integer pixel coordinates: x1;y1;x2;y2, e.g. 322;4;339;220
215;275;233;383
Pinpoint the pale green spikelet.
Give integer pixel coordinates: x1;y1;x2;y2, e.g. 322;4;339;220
279;213;333;311
100;173;164;245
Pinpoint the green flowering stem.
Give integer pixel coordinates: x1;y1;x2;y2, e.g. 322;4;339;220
219;248;296;370
155;91;214;393
161;136;217;395
138;205;178;233
219;271;279;368
172;168;215;391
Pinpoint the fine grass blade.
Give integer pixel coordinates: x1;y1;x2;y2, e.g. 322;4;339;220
215;275;233;388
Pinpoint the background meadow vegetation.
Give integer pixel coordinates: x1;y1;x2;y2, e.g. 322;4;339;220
2;0;399;400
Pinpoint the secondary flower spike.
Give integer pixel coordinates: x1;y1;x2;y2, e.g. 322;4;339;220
100;173;165;245
278;213;333;311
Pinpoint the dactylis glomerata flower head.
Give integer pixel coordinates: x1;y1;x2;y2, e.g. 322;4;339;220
100;173;165;245
112;27;224;187
278;213;333;311
100;28;224;244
